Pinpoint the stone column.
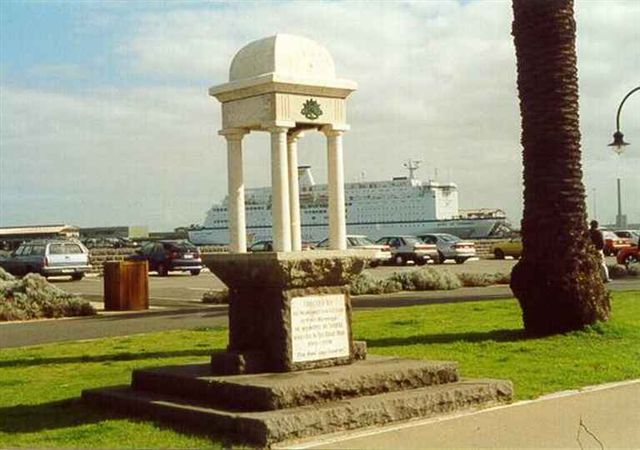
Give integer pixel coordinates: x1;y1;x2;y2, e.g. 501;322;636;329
287;131;304;251
269;126;292;252
324;129;347;250
221;129;248;253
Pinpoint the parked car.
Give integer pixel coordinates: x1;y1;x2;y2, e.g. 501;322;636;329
248;240;274;252
602;230;633;256
616;245;639;269
248;240;315;252
490;236;523;260
315;235;392;267
0;239;91;280
418;233;476;264
127;240;203;276
83;237;140;249
614;230;639;246
375;235;436;266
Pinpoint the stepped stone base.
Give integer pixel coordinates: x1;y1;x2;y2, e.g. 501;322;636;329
82;356;513;447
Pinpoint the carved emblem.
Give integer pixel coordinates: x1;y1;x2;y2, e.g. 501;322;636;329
301;99;323;120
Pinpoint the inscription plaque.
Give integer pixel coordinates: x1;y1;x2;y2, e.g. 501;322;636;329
291;294;349;363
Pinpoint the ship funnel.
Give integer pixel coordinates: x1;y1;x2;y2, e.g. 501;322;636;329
298;165;315;187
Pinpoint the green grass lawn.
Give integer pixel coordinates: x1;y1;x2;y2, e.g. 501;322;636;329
1;291;639;448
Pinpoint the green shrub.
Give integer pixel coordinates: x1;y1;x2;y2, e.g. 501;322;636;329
350;273;402;295
389;267;461;291
457;272;511;287
492;272;511;285
201;289;230;304
381;280;403;293
0;272;96;321
389;271;416;290
457;273;495;287
608;264;628;279
0;267;15;282
627;265;639;277
410;267;461;290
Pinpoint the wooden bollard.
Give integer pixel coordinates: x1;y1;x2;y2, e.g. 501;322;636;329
103;261;149;311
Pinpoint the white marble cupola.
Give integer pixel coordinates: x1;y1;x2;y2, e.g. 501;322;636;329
210;34;357;252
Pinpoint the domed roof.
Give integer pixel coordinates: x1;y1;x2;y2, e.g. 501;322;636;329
229;34;337;82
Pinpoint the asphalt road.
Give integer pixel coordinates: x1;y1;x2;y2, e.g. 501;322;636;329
58;258;523;306
0;306;229;349
53;256;623;306
2;257;637;349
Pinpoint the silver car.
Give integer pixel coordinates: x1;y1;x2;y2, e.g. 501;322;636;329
0;239;92;280
316;235;392;267
418;233;476;264
375;235;437;266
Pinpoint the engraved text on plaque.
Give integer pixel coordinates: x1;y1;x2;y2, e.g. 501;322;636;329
291;294;349;362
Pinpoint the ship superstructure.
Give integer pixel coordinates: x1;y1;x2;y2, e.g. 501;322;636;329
189;163;510;245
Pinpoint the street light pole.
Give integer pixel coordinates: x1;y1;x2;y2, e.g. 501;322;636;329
608;86;640;228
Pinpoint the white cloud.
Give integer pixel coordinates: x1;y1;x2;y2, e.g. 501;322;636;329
26;63;89;80
0;85;222;228
1;0;639;230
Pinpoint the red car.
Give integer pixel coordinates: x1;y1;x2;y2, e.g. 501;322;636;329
602;230;633;256
616;245;639;269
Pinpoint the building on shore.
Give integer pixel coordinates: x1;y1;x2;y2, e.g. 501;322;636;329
0;224;80;250
79;226;149;240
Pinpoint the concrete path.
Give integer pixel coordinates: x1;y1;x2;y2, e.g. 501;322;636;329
294;380;640;449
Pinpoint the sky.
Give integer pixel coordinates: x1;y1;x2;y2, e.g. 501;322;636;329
1;0;639;232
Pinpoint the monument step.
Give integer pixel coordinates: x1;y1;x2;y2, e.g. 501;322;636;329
83;377;512;447
131;356;459;411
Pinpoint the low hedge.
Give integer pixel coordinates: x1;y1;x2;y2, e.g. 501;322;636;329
350;273;403;295
457;272;511;287
608;264;640;279
348;267;511;296
201;289;230;304
351;267;511;295
0;268;96;321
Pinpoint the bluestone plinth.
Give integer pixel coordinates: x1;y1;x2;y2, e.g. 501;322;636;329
82;356;513;447
83;250;515;446
203;250;372;374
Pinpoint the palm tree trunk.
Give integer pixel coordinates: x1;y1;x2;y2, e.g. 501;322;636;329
510;0;610;335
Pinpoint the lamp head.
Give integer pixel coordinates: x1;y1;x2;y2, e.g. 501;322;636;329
608;130;629;155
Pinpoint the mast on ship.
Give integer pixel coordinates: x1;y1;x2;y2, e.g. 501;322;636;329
403;159;422;180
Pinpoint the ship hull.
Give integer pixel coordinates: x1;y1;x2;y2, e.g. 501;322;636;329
188;217;509;246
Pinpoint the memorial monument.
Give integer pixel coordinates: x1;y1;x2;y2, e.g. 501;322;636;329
83;34;513;447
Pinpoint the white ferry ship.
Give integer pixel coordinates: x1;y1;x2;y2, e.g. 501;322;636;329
188;162;512;245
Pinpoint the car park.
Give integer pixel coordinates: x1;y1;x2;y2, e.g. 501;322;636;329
616;245;639;270
248;240;315;252
418;233;476;264
490;236;523;260
248;240;274;252
375;235;436;266
602;230;633;256
0;239;91;280
127;240;203;276
315;235;392;267
83;237;140;249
